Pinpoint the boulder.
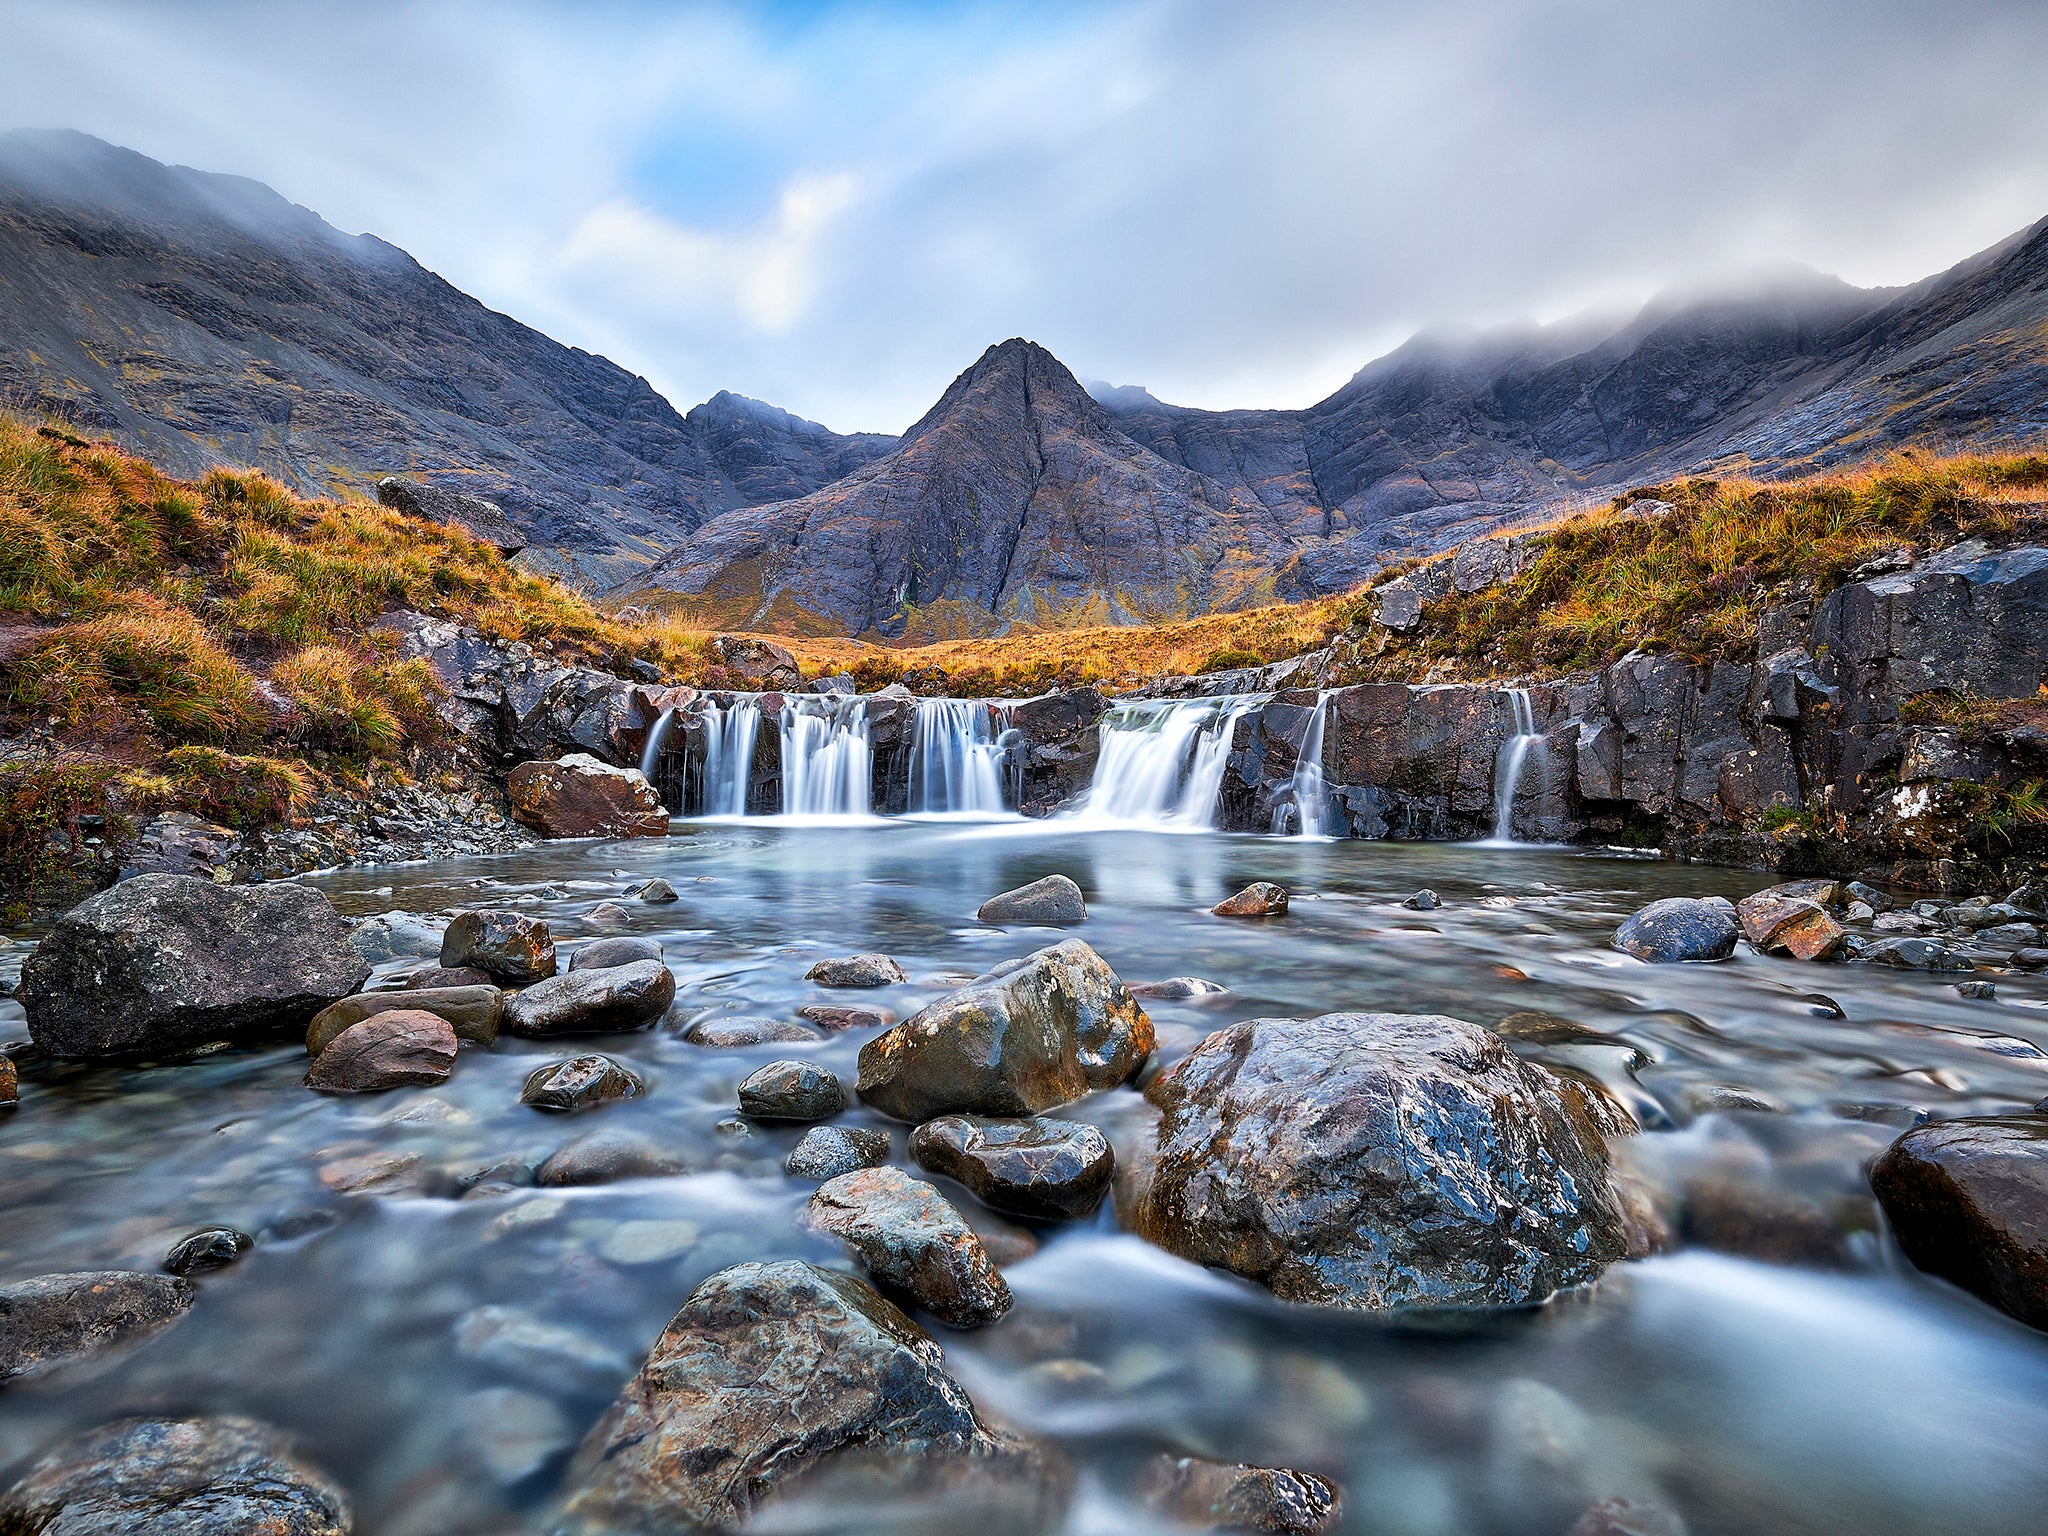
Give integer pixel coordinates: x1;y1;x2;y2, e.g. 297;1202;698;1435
378;474;524;555
502;960;676;1036
570;937;662;971
0;1271;195;1384
632;877;679;903
1861;937;1975;971
738;1060;845;1121
404;964;493;990
1131;1013;1629;1310
709;634;800;689
305;985;500;1056
1870;1115;2048;1330
537;1129;684;1187
798;1003;895;1031
978;875;1087;924
521;1054;645;1112
18;875;370;1060
1401;889;1440;911
787;1125;892;1181
507;754;669;840
856;940;1153;1122
1612;898;1740;963
303;1011;457;1094
0;1415;350;1535
1130;977;1229;1001
1736;889;1846;961
803;1167;1013;1328
805;953;908;987
1137;1454;1340;1535
909;1115;1115;1220
441;910;556;983
1212;882;1288;918
584;901;633;928
162;1229;253;1278
682;1015;823;1047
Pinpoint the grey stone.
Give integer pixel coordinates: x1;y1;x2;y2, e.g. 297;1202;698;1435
162;1228;253;1277
0;1271;196;1384
738;1060;845;1121
681;1015;823;1047
569;937;663;971
978;874;1087;924
1613;898;1741;962
502;959;675;1035
537;1129;684;1187
805;953;908;987
1138;1453;1340;1535
786;1125;892;1181
804;1167;1013;1328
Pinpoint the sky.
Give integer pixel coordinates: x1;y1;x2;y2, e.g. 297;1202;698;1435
4;0;2048;434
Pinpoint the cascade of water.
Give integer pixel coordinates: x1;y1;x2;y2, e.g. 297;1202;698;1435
694;699;763;817
1485;688;1544;844
907;699;1009;815
1067;696;1263;829
638;707;677;805
1271;691;1336;838
780;695;873;817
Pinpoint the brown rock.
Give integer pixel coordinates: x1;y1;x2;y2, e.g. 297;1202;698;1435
303;1011;458;1093
318;1150;427;1195
405;964;493;990
798;1003;895;1031
803;1166;1013;1328
441;910;556;983
507;753;669;839
502;960;675;1036
1736;890;1845;960
1212;882;1289;918
306;985;500;1056
1138;1454;1340;1535
0;1053;14;1108
1870;1114;2048;1330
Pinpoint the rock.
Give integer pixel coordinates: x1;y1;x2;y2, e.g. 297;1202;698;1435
454;1305;629;1388
584;900;632;928
804;1167;1013;1328
805;953;908;987
0;1271;196;1384
1566;1496;1688;1536
1861;937;1975;971
318;1150;427;1195
1401;889;1440;911
306;985;501;1056
1131;1013;1628;1310
459;1386;574;1485
910;1115;1115;1220
302;1011;457;1094
506;754;669;839
1846;901;1876;921
559;1261;1050;1531
682;1015;823;1047
502;960;676;1036
0;1415;350;1535
570;936;662;971
1736;889;1846;960
856;939;1153;1121
1977;921;2045;947
1845;881;1894;913
344;910;444;964
1872;910;1937;934
537;1129;684;1186
18;875;370;1060
1870;1115;2048;1330
1130;977;1229;1001
404;964;493;990
520;1054;645;1112
1137;1454;1340;1535
440;910;557;983
786;1125;892;1181
0;1054;14;1109
631;878;678;903
379;474;524;555
798;1003;895;1031
738;1060;845;1121
162;1228;253;1277
1612;898;1741;963
978;874;1087;924
1212;882;1288;918
1956;979;1998;1000
708;633;800;689
806;673;858;696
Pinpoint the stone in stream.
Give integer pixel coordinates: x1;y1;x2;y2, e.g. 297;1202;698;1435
1212;882;1289;918
585;900;633;928
404;964;493;990
537;1129;685;1187
1860;936;1975;971
0;1415;351;1535
909;1115;1115;1220
1401;889;1440;911
502;959;676;1036
18;875;370;1060
1567;1497;1687;1536
856;939;1153;1122
162;1228;253;1278
1736;887;1846;961
977;874;1087;924
1870;1114;2048;1331
1612;897;1741;963
1845;880;1894;913
1957;979;1999;1000
0;1053;13;1108
798;1003;896;1031
521;1055;645;1112
1137;1453;1341;1535
305;985;501;1056
302;1011;458;1094
803;1167;1013;1328
507;753;669;839
558;1261;1059;1533
786;1125;891;1181
440;910;557;983
805;952;909;987
1131;977;1229;1001
0;1271;196;1384
569;936;662;971
1130;1013;1629;1310
630;877;678;903
681;1015;823;1047
738;1060;845;1121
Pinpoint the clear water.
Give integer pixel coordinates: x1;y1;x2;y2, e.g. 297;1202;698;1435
3;826;2047;1535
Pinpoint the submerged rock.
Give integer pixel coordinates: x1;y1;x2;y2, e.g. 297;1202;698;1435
303;1011;457;1094
1130;977;1229;1001
19;875;369;1060
1212;882;1289;918
1137;1453;1340;1535
1131;1013;1628;1310
502;959;675;1035
978;875;1087;924
681;1015;823;1047
856;939;1153;1122
786;1125;892;1181
306;985;501;1056
798;1003;895;1031
1861;937;1975;971
738;1060;845;1121
804;1167;1013;1328
909;1115;1115;1220
507;753;669;839
162;1229;253;1278
805;953;908;987
1870;1115;2048;1331
0;1271;196;1384
520;1054;645;1112
1612;898;1740;963
440;910;556;984
569;936;662;971
1567;1497;1687;1536
537;1129;684;1187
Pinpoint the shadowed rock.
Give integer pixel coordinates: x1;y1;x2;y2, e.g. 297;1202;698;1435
303;1011;457;1094
1871;1114;2048;1331
978;875;1087;925
503;960;675;1036
162;1229;252;1278
0;1271;195;1384
441;910;556;983
521;1054;645;1112
1612;898;1740;963
787;1125;892;1181
404;964;492;990
804;1167;1013;1328
738;1060;845;1121
306;985;500;1056
681;1015;823;1047
910;1115;1115;1220
537;1129;684;1187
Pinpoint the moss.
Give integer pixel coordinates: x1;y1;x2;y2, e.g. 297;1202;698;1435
0;762;129;922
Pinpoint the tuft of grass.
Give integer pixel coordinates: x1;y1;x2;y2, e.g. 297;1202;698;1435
159;745;312;826
15;600;263;743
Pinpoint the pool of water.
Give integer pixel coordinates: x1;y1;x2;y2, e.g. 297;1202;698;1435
3;823;2046;1534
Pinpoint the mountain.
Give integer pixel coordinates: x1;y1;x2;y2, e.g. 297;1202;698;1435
0;130;892;585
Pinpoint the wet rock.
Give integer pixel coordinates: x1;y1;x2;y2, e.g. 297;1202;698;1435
569;936;662;971
1131;1013;1628;1310
1956;979;1998;1000
18;875;370;1060
1612;898;1741;963
1845;881;1894;913
804;1167;1013;1328
857;939;1153;1121
1736;889;1846;961
1873;910;1938;934
537;1129;684;1186
1977;921;2044;948
798;1003;895;1031
805;952;908;987
910;1115;1115;1220
0;1271;195;1384
521;1054;645;1112
162;1228;252;1277
1131;977;1229;1001
0;1415;350;1534
1870;1115;2048;1330
978;874;1087;924
1860;937;1975;971
786;1125;891;1181
738;1060;845;1121
1567;1496;1688;1536
303;1011;457;1094
345;910;444;964
405;964;493;990
632;877;678;903
682;1014;823;1047
502;959;675;1036
0;1055;14;1109
441;910;557;984
1401;889;1440;911
1137;1453;1340;1535
318;1150;427;1195
584;901;632;928
507;753;669;839
1212;882;1289;918
306;985;501;1056
559;1261;1051;1531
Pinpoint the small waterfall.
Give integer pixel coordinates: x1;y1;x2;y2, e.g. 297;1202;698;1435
1068;696;1261;829
638;707;677;802
1485;688;1544;844
780;695;873;818
694;699;762;817
1272;691;1336;838
907;699;1010;816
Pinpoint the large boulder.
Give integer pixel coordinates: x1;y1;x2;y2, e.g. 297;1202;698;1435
558;1260;1054;1531
1130;1013;1629;1310
302;1011;457;1094
856;940;1153;1122
507;754;669;839
0;1415;351;1535
18;875;369;1060
502;960;675;1036
804;1168;1013;1329
440;910;556;983
305;985;500;1056
378;474;524;557
0;1271;195;1385
1611;898;1740;963
978;875;1087;924
909;1115;1115;1220
1870;1115;2048;1331
709;634;800;690
1736;887;1846;961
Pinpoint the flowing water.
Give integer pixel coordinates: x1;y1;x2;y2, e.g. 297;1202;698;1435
690;700;761;817
1484;688;1546;845
4;826;2048;1535
1065;697;1263;829
779;696;875;819
909;699;1012;818
1273;691;1336;839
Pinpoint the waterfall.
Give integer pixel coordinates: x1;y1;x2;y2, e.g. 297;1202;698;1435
907;699;1010;816
638;707;677;804
692;699;763;817
1272;691;1336;838
780;696;873;818
1066;696;1261;829
1485;688;1544;844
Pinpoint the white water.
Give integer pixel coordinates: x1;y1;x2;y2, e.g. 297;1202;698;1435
1484;687;1545;844
694;699;762;817
780;695;873;818
637;706;675;786
1065;696;1264;830
907;698;1011;816
1271;690;1337;838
